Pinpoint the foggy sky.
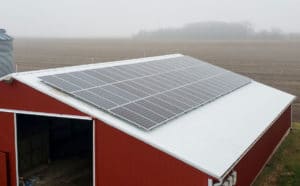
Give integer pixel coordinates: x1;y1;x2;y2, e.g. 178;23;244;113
1;0;299;38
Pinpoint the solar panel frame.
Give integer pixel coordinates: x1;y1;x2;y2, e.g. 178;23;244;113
73;90;117;110
102;85;139;101
110;107;155;129
146;96;184;115
40;75;81;92
171;88;206;105
68;71;105;86
89;87;129;105
133;78;163;93
112;66;137;79
113;65;144;77
114;82;149;98
86;69;116;83
125;80;157;94
124;103;167;123
155;94;191;110
135;99;176;119
134;78;166;92
55;73;94;89
163;90;199;107
96;68;125;81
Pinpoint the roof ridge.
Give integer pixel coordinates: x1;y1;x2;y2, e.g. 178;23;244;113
13;53;183;77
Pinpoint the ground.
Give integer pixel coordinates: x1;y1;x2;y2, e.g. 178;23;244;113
20;157;91;186
253;123;300;186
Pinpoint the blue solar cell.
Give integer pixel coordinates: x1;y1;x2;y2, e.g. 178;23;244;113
69;71;106;86
40;75;81;92
125;103;166;123
146;97;183;114
55;73;94;89
84;69;115;83
135;100;176;119
111;107;155;129
74;91;117;110
89;87;128;105
114;82;149;98
102;85;138;101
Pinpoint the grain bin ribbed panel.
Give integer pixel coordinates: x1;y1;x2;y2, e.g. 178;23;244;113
0;29;14;77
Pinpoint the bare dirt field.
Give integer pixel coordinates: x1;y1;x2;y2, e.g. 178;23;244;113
14;39;300;121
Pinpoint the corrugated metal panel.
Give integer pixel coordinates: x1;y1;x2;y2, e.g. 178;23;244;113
95;120;216;185
0;30;15;77
0;152;8;186
0;29;13;41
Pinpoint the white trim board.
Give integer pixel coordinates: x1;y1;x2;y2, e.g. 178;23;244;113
14;113;19;186
0;108;92;120
93;119;96;186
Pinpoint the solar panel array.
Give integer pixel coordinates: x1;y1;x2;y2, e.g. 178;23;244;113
40;56;251;130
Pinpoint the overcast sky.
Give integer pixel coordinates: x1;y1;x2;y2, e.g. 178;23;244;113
1;0;299;38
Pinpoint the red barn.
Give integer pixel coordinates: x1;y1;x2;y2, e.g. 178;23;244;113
0;54;296;186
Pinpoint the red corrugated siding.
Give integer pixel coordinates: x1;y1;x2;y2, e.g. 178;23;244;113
0;80;86;116
0;152;8;186
95;120;215;186
232;106;291;186
0;112;16;186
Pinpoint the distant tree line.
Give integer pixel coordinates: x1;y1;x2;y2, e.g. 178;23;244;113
133;21;300;40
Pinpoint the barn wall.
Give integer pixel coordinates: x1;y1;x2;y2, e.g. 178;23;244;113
0;80;86;116
95;120;215;186
0;152;8;186
232;106;291;186
0;112;16;186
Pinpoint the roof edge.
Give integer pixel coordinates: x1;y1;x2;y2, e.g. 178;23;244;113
219;93;296;180
0;73;15;82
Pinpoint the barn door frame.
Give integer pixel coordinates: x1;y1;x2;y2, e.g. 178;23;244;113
13;113;19;186
14;112;95;186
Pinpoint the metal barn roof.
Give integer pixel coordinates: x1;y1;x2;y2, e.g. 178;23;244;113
3;54;296;179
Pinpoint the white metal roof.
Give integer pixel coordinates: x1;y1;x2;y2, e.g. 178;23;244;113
5;54;296;179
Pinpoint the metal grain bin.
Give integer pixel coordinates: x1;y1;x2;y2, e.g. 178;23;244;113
0;29;15;77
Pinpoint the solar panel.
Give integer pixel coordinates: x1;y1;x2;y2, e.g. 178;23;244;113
39;56;251;130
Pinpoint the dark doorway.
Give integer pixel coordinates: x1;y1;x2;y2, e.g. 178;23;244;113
16;114;93;186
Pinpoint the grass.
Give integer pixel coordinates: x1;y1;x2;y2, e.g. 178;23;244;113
253;123;300;186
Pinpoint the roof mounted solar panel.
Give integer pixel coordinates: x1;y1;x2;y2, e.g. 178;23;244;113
39;56;251;130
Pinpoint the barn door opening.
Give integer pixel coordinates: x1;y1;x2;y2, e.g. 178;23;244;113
16;114;93;186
